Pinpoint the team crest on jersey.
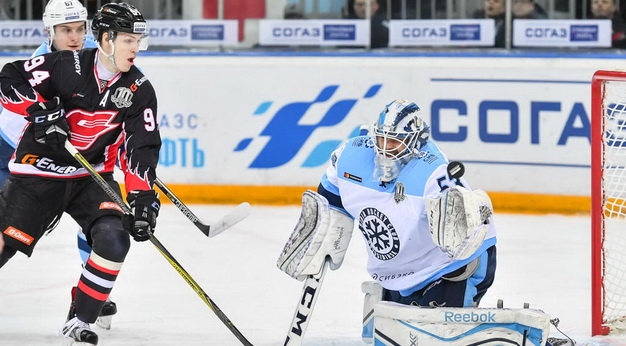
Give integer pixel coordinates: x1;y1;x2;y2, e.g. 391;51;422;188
111;87;133;108
359;207;400;261
66;109;119;150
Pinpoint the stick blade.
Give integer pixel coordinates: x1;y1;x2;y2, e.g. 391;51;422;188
207;202;251;238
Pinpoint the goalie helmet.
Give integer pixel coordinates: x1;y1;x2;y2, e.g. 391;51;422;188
42;0;88;43
91;2;148;50
371;99;430;182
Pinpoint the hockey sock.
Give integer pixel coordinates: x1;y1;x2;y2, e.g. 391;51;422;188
74;251;123;323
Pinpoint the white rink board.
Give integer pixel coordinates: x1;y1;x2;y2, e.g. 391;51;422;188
0;53;618;196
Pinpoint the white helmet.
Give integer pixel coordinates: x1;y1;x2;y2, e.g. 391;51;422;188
42;0;88;41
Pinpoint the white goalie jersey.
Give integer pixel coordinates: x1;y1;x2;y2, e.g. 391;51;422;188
320;136;497;295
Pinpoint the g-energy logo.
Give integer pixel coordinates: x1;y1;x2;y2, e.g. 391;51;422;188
73;50;81;75
21;154;78;174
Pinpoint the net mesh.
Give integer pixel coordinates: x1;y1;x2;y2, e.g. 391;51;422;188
600;80;626;329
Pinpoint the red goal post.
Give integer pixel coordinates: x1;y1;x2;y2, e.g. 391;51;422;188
591;70;626;336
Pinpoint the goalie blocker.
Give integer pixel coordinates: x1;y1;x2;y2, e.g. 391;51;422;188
277;190;354;280
277;190;354;345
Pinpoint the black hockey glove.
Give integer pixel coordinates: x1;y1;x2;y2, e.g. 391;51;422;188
26;96;69;151
122;190;161;242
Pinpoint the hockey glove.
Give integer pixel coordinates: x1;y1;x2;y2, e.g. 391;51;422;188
26;96;69;151
122;190;161;242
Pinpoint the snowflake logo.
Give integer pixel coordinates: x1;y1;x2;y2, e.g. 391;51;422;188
359;207;400;261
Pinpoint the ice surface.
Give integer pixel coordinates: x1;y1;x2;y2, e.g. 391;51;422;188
1;205;625;345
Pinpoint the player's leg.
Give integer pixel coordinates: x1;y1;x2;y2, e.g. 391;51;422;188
0;136;15;187
383;245;496;307
0;245;17;268
74;226;118;330
62;176;130;345
0;175;62;259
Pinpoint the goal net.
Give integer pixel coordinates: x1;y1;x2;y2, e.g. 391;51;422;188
592;70;626;336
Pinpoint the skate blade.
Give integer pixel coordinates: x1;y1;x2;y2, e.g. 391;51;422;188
95;315;112;330
61;336;97;346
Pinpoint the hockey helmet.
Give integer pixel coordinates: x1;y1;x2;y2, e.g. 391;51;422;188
91;2;148;49
42;0;88;39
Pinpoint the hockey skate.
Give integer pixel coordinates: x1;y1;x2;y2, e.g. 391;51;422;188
95;299;117;330
546;337;576;346
60;316;98;346
66;287;117;330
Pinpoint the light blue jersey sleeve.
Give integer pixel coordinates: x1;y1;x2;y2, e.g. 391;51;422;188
31;34;97;58
31;41;52;57
84;35;97;48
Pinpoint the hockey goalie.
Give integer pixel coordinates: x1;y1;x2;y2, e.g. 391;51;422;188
276;99;559;346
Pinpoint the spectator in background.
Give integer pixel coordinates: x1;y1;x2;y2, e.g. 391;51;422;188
284;3;306;19
591;0;626;48
344;0;389;48
512;0;548;19
473;0;506;48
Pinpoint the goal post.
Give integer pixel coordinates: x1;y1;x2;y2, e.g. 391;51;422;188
591;70;626;336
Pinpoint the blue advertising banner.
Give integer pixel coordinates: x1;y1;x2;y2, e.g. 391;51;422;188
513;19;611;47
389;19;495;47
0;20;238;47
258;19;370;46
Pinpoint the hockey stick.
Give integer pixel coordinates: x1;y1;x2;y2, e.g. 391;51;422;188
64;141;254;346
284;259;330;346
154;177;250;237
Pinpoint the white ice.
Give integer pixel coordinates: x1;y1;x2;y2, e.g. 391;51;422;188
0;204;625;345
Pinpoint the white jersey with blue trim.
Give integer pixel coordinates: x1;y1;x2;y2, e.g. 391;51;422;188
0;35;98;148
320;135;497;294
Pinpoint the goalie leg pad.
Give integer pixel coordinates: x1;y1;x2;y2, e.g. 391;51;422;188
277;190;354;280
361;281;383;344
372;301;551;346
426;186;493;260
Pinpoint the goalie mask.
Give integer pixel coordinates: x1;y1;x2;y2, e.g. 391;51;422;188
372;99;430;182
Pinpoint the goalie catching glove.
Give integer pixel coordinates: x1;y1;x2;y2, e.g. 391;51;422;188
426;186;493;260
26;96;69;151
122;190;161;242
277;190;354;281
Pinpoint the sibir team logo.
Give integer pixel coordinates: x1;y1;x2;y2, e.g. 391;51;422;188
359;207;400;261
234;84;382;168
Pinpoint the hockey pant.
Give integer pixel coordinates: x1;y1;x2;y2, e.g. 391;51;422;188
383;245;496;308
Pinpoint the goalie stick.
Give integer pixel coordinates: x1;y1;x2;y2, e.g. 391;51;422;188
284;259;330;346
64;141;254;346
154;177;250;237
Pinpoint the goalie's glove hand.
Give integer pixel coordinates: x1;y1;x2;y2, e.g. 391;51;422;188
123;190;160;242
26;96;69;150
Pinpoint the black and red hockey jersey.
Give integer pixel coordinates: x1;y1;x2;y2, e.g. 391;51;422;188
0;48;161;192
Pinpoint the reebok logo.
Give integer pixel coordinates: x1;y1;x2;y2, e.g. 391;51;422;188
444;311;496;323
4;226;33;245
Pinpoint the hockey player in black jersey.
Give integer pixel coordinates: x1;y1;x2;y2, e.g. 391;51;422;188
0;3;160;345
